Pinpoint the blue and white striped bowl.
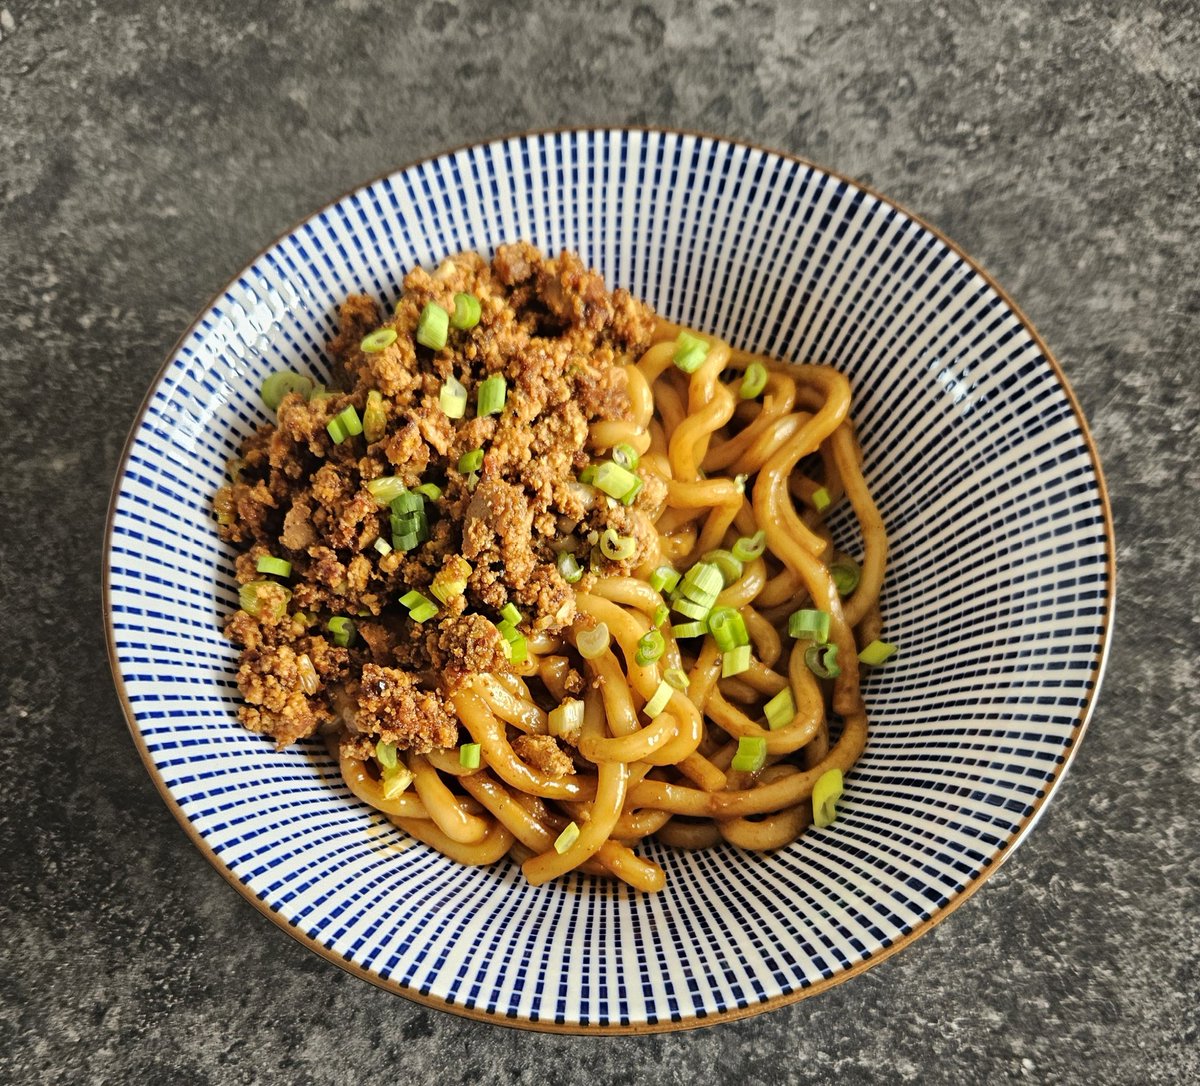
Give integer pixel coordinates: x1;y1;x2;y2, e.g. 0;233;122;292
105;128;1114;1032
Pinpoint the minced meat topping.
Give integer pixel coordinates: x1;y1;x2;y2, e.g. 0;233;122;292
216;244;657;754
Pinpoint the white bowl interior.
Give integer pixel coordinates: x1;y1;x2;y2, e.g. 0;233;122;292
107;130;1111;1029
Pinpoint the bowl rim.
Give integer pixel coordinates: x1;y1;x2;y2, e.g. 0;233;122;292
102;124;1116;1034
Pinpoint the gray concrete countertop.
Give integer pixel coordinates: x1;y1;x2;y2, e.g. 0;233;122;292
2;1;1196;1083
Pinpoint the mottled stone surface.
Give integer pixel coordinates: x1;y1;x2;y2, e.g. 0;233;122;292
1;0;1197;1082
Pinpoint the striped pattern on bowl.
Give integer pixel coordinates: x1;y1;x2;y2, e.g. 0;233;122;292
105;128;1113;1032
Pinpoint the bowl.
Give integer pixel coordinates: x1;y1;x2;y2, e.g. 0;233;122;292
104;128;1114;1032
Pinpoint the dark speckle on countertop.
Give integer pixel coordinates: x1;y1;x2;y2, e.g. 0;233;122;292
1;1;1197;1083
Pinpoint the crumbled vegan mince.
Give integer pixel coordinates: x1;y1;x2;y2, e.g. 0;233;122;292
512;734;576;779
215;244;657;755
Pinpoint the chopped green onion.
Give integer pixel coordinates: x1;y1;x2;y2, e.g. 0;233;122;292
439;375;468;419
673;331;710;374
812;487;831;512
373;537;393;556
635;629;666;666
739;361;768;399
400;590;436;613
477;374;507;417
390;512;429;546
600;528;636;561
390;490;425;514
671;620;708;639
707;607;750;651
390;501;430;545
805;643;841;679
328;408;360;444
416;302;449;350
592;461;641;503
238;580;290;620
391;504;429;547
326;416;348;444
612;442;640;471
730;735;767;773
365;476;409;505
459;742;482;770
363;389;387;443
554;821;581;854
649;565;680;594
430;556;472;604
399;587;437;622
506;634;529;664
361;328;398;353
672;597;712;621
788;609;831;644
307;383;334;401
618;475;644;507
576;622;611;660
701;549;744;587
643;680;673;718
831;556;861;597
261;370;314;410
679;562;724;604
652;603;669;628
381;764;414;799
450;292;482;330
731;531;767;562
334;405;362;437
326;616;356;647
355;326;393;352
764;687;796;730
256;555;292;578
722;645;752;677
549;698;584;739
380;759;407;782
375;740;398;769
414;482;443;501
557;550;583;584
812;767;844;828
859;640;898;666
458;448;484;473
402;518;429;546
578;464;598;486
663;668;690;691
500;602;522;626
